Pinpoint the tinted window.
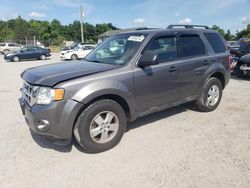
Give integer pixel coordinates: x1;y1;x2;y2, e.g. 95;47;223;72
82;46;94;50
204;33;226;53
8;43;15;47
180;35;205;57
0;43;6;47
143;36;177;62
239;42;250;52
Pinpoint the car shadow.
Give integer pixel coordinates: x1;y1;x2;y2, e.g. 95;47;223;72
29;129;73;153
127;102;196;132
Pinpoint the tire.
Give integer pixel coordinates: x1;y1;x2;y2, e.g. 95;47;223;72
3;49;9;54
195;77;222;112
12;56;20;62
71;54;78;60
40;55;46;60
74;99;127;153
234;64;244;78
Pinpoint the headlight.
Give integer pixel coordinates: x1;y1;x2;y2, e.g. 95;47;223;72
36;87;64;105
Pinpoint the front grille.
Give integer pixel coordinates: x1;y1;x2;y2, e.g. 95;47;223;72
21;82;37;106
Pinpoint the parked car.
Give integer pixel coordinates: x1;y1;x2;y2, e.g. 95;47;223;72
61;42;93;51
19;25;231;153
60;45;95;60
0;42;22;54
234;53;250;78
4;46;51;62
230;39;250;58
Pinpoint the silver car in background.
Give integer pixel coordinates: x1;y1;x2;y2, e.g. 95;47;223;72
0;42;22;54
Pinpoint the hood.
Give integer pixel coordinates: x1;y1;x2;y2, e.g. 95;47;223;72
239;53;250;64
21;61;118;87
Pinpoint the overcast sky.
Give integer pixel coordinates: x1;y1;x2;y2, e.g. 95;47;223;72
0;0;250;34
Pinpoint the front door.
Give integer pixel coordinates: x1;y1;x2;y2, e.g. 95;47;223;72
133;35;183;113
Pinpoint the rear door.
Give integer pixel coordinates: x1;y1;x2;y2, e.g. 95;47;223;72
133;35;184;113
176;34;209;99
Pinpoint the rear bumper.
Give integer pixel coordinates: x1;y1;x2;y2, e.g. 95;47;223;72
19;98;83;140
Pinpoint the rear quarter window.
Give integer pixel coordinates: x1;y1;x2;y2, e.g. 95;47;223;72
204;33;226;53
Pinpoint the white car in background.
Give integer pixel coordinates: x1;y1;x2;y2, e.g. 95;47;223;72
0;42;22;54
60;44;95;60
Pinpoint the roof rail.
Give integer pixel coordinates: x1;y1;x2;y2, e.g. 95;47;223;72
167;24;210;29
136;27;148;30
135;27;160;30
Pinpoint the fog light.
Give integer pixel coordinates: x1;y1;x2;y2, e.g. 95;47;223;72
36;119;50;131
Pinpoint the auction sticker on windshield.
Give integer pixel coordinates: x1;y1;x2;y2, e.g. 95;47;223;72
127;35;145;42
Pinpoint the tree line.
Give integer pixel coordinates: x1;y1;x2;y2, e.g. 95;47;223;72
0;16;118;46
0;16;250;46
211;24;250;41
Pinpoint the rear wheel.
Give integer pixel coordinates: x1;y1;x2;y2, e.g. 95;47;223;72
3;49;9;54
71;54;78;60
40;55;46;60
12;56;19;62
195;77;222;112
74;99;127;153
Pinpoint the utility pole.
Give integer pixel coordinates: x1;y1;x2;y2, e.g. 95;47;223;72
80;5;84;43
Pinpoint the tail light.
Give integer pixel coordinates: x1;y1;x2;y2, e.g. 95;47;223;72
228;55;233;69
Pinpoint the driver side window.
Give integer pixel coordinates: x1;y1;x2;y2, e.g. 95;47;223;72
143;36;177;63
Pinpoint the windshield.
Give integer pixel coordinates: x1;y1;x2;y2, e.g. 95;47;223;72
85;33;147;65
74;45;81;50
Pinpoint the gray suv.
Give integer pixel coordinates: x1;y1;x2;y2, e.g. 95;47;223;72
19;25;231;153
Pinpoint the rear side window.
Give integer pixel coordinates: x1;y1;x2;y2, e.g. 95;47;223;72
180;35;205;57
0;43;6;47
8;43;15;47
204;33;226;53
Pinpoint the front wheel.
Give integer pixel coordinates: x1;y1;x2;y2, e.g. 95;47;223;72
71;54;78;60
195;77;222;112
74;99;127;153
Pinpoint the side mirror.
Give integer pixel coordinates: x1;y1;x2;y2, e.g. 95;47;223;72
138;53;159;68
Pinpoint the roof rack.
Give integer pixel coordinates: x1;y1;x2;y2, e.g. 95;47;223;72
136;27;148;30
167;24;210;29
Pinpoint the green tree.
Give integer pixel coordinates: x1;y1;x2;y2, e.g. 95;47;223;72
0;17;119;45
224;30;234;41
211;25;225;37
236;24;250;39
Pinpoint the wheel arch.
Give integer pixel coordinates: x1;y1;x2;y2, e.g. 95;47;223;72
84;94;131;120
209;72;225;89
72;93;132;138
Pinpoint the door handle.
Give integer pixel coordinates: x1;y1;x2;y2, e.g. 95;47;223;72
202;60;210;65
168;66;177;72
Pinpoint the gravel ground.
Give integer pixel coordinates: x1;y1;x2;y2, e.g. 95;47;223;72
0;53;250;188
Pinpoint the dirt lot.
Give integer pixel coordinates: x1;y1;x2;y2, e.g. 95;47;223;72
0;53;250;188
